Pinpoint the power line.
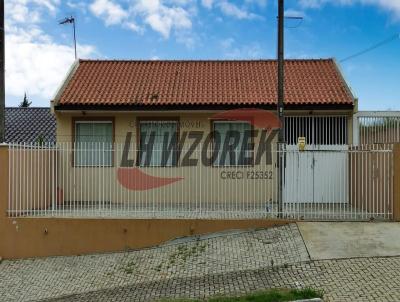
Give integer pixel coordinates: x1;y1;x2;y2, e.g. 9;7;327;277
340;33;400;63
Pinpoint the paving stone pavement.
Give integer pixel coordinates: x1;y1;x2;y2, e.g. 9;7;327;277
49;257;400;302
0;224;307;302
1;224;399;302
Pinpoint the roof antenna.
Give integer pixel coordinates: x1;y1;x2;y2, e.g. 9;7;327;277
59;16;77;60
284;15;303;29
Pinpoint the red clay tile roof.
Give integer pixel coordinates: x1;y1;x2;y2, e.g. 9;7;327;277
55;59;354;107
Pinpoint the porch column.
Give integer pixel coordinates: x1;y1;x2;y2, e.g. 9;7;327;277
352;113;360;146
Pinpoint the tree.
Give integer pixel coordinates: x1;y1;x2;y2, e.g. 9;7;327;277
36;134;45;146
19;93;31;107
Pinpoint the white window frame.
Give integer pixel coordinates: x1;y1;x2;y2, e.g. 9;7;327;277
74;121;114;167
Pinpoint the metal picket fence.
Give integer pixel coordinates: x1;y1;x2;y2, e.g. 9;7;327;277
354;111;400;145
7;142;394;220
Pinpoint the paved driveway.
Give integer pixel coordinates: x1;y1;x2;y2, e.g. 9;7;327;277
298;222;400;260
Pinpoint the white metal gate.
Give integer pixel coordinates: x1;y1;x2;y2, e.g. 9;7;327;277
283;116;349;204
284;145;349;204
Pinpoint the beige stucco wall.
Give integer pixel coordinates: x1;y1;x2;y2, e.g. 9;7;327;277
55;111;277;208
53;110;353;208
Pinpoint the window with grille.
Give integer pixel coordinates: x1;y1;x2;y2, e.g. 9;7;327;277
284;116;348;145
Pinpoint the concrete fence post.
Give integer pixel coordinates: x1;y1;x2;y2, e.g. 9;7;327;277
0;144;9;259
393;144;400;221
0;144;8;218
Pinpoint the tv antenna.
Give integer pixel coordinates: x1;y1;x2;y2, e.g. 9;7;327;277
59;16;77;59
284;15;303;29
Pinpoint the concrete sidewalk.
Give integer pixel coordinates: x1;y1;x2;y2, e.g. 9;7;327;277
2;223;400;301
0;224;308;302
297;222;400;260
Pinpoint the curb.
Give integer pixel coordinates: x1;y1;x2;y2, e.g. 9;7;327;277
292;299;323;302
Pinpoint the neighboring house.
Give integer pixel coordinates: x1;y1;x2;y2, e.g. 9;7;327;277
49;59;355;208
5;107;56;144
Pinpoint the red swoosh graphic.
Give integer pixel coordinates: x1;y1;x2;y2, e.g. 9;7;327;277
117;167;183;191
211;108;281;130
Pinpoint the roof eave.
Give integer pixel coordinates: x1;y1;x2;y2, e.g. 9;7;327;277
54;102;354;112
332;58;357;104
51;60;80;107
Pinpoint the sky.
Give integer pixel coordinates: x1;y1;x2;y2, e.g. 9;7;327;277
4;0;400;110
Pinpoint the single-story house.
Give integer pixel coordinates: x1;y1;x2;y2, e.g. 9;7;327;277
5;107;56;144
53;59;355;143
45;59;356;212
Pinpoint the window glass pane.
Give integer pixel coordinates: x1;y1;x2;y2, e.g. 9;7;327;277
214;122;251;166
75;122;113;166
140;121;178;167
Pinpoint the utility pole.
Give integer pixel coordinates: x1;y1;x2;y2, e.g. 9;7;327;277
277;0;285;142
277;0;285;216
0;0;5;143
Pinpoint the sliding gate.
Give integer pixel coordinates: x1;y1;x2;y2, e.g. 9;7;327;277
284;145;348;204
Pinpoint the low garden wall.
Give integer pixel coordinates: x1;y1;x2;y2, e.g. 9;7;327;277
0;145;290;259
